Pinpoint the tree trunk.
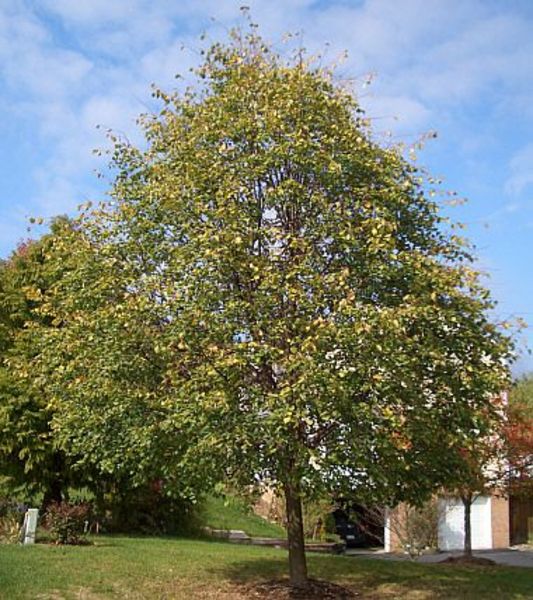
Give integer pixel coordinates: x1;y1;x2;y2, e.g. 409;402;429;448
42;477;62;512
41;452;66;511
462;494;473;557
283;481;308;588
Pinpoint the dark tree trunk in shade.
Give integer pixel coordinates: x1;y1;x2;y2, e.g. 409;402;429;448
42;478;62;511
41;452;65;511
462;494;473;557
283;481;308;588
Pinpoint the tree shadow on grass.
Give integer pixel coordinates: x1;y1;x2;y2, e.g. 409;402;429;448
206;553;533;599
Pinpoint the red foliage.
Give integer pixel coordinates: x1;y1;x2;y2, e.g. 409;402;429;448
14;239;34;258
504;403;533;495
45;502;90;545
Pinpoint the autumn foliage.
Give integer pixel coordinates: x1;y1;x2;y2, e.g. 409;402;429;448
505;401;533;495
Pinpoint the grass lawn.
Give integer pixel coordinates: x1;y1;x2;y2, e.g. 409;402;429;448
202;495;285;538
0;536;532;599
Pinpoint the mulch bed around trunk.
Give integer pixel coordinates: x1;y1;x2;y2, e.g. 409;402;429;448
440;555;496;566
240;578;358;598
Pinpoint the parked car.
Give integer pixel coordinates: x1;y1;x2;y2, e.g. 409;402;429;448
332;504;384;548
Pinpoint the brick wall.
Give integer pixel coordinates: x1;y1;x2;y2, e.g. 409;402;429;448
491;494;510;548
386;505;405;552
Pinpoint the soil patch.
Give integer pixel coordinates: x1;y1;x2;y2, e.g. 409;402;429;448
440;555;496;567
239;578;358;599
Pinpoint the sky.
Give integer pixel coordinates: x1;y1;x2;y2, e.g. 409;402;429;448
0;0;532;372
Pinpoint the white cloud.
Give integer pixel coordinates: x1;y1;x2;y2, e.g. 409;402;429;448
39;0;137;26
408;15;533;106
505;143;533;196
362;94;432;136
0;9;92;97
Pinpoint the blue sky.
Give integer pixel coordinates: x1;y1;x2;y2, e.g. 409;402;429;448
1;0;532;372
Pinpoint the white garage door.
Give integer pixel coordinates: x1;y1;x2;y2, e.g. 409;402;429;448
438;496;492;550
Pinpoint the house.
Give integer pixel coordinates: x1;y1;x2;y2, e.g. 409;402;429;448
383;388;531;553
385;493;510;552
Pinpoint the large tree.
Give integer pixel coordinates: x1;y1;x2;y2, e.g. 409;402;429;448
0;220;77;507
0;221;179;521
38;30;513;587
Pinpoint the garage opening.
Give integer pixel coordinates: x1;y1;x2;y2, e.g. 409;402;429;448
332;503;385;549
438;496;492;551
510;495;533;545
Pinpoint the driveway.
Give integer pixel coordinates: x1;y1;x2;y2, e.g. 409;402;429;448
346;547;533;568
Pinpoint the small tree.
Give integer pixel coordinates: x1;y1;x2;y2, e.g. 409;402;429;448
35;27;514;588
449;415;508;558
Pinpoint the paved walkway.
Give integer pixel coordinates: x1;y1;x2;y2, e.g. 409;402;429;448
346;547;533;568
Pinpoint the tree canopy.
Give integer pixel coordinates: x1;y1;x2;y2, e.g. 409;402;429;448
0;219;76;506
506;375;533;496
27;29;514;586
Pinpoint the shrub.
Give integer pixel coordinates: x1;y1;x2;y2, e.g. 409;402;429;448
387;501;441;558
95;482;202;536
45;502;90;545
0;499;26;544
0;514;22;544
